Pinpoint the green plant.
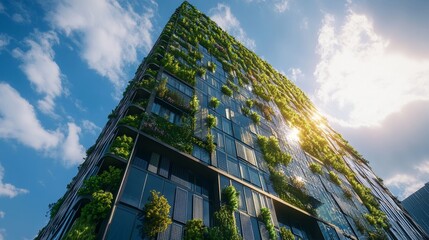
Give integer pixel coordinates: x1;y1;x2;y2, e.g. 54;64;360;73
190;95;199;113
206;133;216;153
118;114;141;129
78;166;123;196
109;134;134;159
249;111;260;124
222;185;239;212
280;227;295;240
241;106;250;116
329;171;341;186
257;135;291;167
156;78;168;98
142;191;172;238
245;99;254;108
206;114;217;128
260;208;276;240
209;97;220;108
64;166;122;239
48;196;65;219
184;219;206;240
344;188;353;200
309;163;322;174
207;61;216;73
221;85;233;96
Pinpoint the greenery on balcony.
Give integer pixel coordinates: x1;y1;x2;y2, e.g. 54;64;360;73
109;134;134;160
221;85;233;96
309;163;322;174
205;114;217;128
329;171;342;186
140;113;193;153
280;227;295;240
118;114;142;129
64;166;123;240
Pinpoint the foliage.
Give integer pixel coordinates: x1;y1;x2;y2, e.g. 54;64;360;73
245;99;254;108
222;185;239;212
207;61;216;73
257;135;291;167
48;196;65;219
260;208;276;240
64;167;122;239
207;205;241;240
368;229;388;240
78;166;123;196
206;133;216;153
140;113;193;153
241;106;250;116
118;114;141;129
280;227;295;240
249;111;261;124
206;114;217;128
344;188;353;200
221;85;233;96
328;171;341;186
190;95;199;113
209;97;220;108
64;218;96;240
156;78;168;98
142;191;172;238
109;134;134;159
309;163;323;174
184;219;206;240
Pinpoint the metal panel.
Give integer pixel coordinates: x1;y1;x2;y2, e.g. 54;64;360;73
193;194;203;220
148;152;160;173
173;187;188;223
240;212;255;240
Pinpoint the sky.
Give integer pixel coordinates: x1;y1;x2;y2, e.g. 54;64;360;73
0;0;428;239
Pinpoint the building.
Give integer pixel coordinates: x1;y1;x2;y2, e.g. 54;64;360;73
37;2;428;239
402;182;429;236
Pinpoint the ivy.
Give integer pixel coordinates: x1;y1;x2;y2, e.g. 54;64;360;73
209;97;220;108
257;135;291;167
329;171;341;186
206;114;217;128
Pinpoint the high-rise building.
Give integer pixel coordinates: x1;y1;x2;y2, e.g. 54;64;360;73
37;2;428;239
402;183;429;236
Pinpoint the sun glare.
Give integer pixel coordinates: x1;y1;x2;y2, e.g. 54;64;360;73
288;128;300;142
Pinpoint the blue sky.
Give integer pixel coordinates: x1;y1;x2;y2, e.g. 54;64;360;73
0;0;428;239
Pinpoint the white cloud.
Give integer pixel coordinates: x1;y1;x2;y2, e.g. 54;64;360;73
288;67;303;82
0;83;85;166
48;0;154;90
82;120;100;135
0;211;4;218
0;164;29;198
415;160;429;174
210;4;256;50
12;31;62;114
314;12;429;127
385;173;425;200
0;83;62;150
274;0;289;13
60;123;85;167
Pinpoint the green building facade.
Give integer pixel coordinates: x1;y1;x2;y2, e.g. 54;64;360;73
38;2;427;239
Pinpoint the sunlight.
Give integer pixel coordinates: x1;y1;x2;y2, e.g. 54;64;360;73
288;128;300;142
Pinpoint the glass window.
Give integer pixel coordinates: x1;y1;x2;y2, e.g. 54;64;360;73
217;150;227;172
225;136;236;156
227;156;240;177
249;167;261;187
121;167;146;207
106;205;137;240
222;118;232;135
140;174;164;208
148;153;160;173
240;163;250;182
159;157;170;178
193;194;204;220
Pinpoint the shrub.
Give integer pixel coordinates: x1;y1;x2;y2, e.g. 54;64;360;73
184;219;206;240
222;185;239;212
142;191;172;238
209;97;220;108
221;85;233;96
241;106;250;116
156;78;168;98
309;163;322;174
245;99;254;108
206;133;216;153
260;208;276;240
118;114;141;129
206;114;217;128
329;171;341;186
250;111;261;124
109;135;134;160
257;135;291;167
280;227;295;240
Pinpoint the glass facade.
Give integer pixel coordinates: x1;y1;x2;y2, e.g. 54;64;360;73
38;2;428;240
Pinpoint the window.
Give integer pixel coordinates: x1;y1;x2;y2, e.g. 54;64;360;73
121;167;147;207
